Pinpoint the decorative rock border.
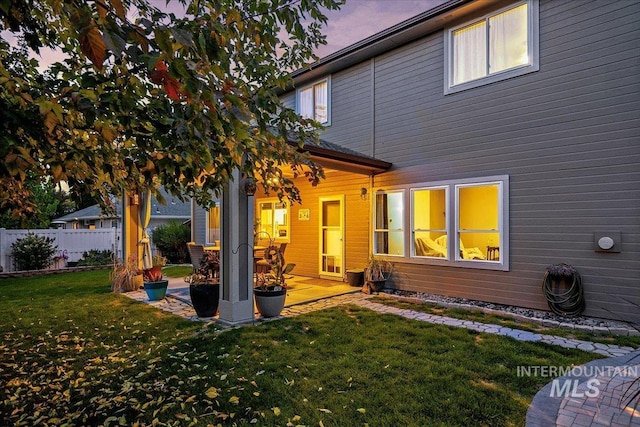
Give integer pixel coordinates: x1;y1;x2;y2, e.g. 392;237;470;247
381;290;639;337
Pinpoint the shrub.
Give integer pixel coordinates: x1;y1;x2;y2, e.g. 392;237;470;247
151;221;191;263
11;233;58;271
76;249;114;267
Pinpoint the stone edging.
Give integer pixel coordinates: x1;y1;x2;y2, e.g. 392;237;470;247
379;293;640;337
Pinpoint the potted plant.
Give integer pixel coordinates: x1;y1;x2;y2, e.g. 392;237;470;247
147;254;167;277
364;254;393;293
143;255;169;301
111;255;143;293
254;245;295;318
184;251;220;317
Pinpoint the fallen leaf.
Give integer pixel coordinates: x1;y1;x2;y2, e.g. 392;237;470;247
205;387;218;399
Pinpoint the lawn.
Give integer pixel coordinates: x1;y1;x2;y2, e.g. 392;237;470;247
0;271;599;426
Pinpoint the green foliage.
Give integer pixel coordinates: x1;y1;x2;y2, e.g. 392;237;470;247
76;249;114;266
10;232;57;270
151;221;190;263
1;0;343;222
0;274;598;426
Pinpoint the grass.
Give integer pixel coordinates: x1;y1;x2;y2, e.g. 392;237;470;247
163;265;193;278
0;272;601;426
370;296;640;349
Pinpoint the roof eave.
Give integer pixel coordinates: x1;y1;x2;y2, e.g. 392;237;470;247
301;143;391;175
287;0;504;89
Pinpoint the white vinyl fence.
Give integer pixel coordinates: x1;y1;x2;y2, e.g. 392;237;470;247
0;228;120;272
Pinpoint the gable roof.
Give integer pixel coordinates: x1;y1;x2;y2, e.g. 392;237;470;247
53;187;191;223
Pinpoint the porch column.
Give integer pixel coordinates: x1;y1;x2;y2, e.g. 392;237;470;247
122;192;142;265
218;169;255;325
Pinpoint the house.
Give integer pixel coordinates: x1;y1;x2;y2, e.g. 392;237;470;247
190;0;639;324
55;189;190;254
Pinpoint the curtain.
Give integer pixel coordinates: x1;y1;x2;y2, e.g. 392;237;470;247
489;3;528;73
314;81;327;123
139;190;153;269
453;21;486;85
299;87;313;119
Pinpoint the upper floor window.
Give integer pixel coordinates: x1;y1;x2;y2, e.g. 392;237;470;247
445;0;539;93
297;77;330;125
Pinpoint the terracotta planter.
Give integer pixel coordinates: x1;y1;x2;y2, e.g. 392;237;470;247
189;283;220;318
254;288;286;318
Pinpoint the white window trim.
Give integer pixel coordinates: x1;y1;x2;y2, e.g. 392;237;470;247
373;189;405;257
410;186;450;260
444;0;539;94
374;175;509;271
257;198;291;243
296;76;331;126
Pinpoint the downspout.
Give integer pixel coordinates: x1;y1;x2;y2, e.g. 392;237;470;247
370;57;376;158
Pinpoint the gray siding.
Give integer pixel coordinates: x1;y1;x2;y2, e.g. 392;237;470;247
285;0;640;322
322;61;374;156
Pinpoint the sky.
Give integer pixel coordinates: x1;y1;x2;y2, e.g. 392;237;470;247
316;0;446;58
3;0;444;68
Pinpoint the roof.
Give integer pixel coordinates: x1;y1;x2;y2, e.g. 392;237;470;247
290;0;500;88
53;187;191;223
301;138;391;174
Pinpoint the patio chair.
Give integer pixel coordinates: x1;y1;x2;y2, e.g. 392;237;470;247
187;243;205;272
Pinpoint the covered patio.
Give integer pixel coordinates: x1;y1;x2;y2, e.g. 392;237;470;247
127;274;360;321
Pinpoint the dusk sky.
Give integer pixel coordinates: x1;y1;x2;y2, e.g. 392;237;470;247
311;0;446;58
7;0;444;68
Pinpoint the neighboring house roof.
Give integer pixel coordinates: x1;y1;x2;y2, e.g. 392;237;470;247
290;0;494;87
53;188;191;223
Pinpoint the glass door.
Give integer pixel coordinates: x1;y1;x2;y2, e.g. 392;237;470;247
319;196;344;277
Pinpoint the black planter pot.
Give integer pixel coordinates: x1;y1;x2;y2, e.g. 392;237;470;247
189;283;220;317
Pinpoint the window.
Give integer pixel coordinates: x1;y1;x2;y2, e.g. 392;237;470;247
297;77;330;125
445;0;539;93
256;199;290;242
412;187;448;258
374;190;404;256
374;176;508;270
206;202;221;245
456;182;502;262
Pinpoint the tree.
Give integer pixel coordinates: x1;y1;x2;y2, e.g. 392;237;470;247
0;172;64;229
0;0;343;224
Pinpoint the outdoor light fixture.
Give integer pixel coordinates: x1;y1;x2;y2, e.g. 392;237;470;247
360;187;368;200
129;194;140;206
242;177;257;196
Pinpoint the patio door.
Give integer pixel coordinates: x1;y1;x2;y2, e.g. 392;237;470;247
319;196;344;278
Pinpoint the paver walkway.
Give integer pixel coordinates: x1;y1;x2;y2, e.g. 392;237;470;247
126;287;640;426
